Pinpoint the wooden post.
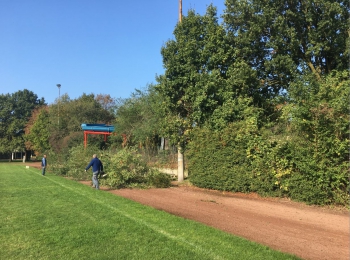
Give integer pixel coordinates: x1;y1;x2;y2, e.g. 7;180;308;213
179;0;182;22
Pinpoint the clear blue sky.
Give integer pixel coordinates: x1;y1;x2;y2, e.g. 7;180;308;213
0;0;225;105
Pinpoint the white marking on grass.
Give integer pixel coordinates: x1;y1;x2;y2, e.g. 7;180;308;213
32;169;223;260
101;203;222;260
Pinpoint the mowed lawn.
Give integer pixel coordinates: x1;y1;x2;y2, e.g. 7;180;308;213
0;163;300;260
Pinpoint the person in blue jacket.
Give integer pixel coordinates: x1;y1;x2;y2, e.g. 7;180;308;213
85;154;103;190
41;154;47;176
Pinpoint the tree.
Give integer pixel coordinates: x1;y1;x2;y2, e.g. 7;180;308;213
114;85;162;150
157;6;230;142
48;93;115;152
224;0;349;84
25;106;51;154
0;90;45;159
0;94;13;156
95;94;117;114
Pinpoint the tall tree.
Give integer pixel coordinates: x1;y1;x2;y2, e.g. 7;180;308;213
157;6;232;142
0;89;45;159
25;106;51;154
0;94;13;156
224;0;349;85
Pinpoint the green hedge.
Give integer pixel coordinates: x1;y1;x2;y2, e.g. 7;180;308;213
187;121;349;206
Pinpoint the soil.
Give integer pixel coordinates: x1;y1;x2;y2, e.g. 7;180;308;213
27;162;349;260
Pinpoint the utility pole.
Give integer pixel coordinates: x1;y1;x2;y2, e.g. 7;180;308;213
177;0;184;182
179;0;182;22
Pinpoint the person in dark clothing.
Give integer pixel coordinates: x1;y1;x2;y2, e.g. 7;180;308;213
41;155;47;176
85;154;103;190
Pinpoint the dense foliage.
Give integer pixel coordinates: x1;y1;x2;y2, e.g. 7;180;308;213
48;93;115;152
25;106;51;154
101;148;171;189
187;95;349;205
113;86;162;151
48;145;171;189
0;89;45;159
157;1;349;205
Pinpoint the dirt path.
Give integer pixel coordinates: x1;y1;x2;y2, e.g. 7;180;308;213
108;184;349;260
24;162;349;260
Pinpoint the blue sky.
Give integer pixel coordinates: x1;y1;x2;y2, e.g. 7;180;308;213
0;0;225;105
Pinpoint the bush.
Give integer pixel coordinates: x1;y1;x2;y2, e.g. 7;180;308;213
146;169;172;188
287;173;330;205
45;150;69;176
102;148;148;188
101;148;171;189
48;145;171;189
187;120;255;192
65;144;102;180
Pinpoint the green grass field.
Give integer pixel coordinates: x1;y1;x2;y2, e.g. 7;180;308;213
0;163;300;260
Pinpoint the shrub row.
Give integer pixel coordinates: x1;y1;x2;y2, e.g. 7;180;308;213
48;145;171;189
187;120;349;206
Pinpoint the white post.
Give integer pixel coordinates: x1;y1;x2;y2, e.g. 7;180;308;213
177;145;184;182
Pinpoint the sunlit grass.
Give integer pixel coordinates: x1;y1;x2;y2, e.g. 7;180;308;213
0;164;300;260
